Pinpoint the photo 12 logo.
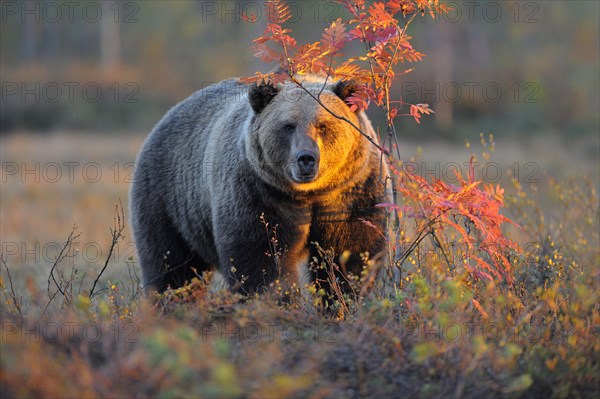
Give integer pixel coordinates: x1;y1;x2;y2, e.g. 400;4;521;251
1;162;136;184
1;240;137;266
1;82;139;104
416;1;541;24
198;1;342;24
1;321;139;344
1;1;139;24
401;81;540;105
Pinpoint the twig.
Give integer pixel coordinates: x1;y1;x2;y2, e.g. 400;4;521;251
431;228;453;273
126;261;142;302
90;200;126;298
396;215;443;267
39;289;59;319
77;270;88;295
1;256;23;324
384;14;418;77
47;224;82;304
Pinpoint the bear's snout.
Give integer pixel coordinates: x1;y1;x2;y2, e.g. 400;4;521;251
295;150;319;182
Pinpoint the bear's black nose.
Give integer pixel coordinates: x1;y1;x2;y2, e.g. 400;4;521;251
297;151;316;169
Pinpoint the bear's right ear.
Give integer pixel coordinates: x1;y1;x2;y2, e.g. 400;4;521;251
332;79;359;103
249;81;280;114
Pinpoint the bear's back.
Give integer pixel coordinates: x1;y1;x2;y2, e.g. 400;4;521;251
130;79;253;270
144;79;249;152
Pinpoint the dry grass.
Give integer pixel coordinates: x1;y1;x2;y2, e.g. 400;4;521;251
0;132;598;398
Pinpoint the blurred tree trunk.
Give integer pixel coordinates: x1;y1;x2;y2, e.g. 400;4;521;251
100;4;121;73
432;22;455;130
22;15;38;61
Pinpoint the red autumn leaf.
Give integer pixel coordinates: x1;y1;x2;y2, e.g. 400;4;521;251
472;299;489;319
322;18;348;52
253;43;280;63
266;0;292;24
333;63;364;81
241;13;257;23
375;202;401;211
346;90;370;111
410;103;434;123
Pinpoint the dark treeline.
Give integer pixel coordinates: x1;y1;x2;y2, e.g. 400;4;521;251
0;1;598;140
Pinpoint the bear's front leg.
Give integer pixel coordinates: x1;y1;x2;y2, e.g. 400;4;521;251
308;189;389;295
213;210;310;294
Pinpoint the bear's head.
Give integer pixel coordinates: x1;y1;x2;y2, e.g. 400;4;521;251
246;78;375;195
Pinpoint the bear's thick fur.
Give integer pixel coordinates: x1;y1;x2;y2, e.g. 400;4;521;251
130;77;391;294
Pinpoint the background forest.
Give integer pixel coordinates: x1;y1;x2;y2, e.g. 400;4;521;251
1;0;598;140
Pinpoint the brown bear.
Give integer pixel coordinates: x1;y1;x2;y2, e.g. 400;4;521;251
129;76;391;295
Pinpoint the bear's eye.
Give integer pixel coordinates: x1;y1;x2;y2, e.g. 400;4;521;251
284;124;296;133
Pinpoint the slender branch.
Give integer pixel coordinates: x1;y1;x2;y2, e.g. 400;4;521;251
90;200;126;298
384;13;418;77
47;224;81;303
364;39;379;92
277;7;293;76
397;230;429;268
431;228;453;273
390;123;402;159
39;289;60;319
318;74;330;101
318;41;337;99
2;256;23;324
396;213;445;267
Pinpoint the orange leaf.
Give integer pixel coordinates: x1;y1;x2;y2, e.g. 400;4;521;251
322;18;348;51
472;299;489;319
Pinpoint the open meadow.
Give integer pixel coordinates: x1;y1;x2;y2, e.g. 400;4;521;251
1;131;598;398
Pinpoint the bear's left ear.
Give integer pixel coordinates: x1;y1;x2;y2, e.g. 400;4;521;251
249;81;280;114
332;79;359;104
